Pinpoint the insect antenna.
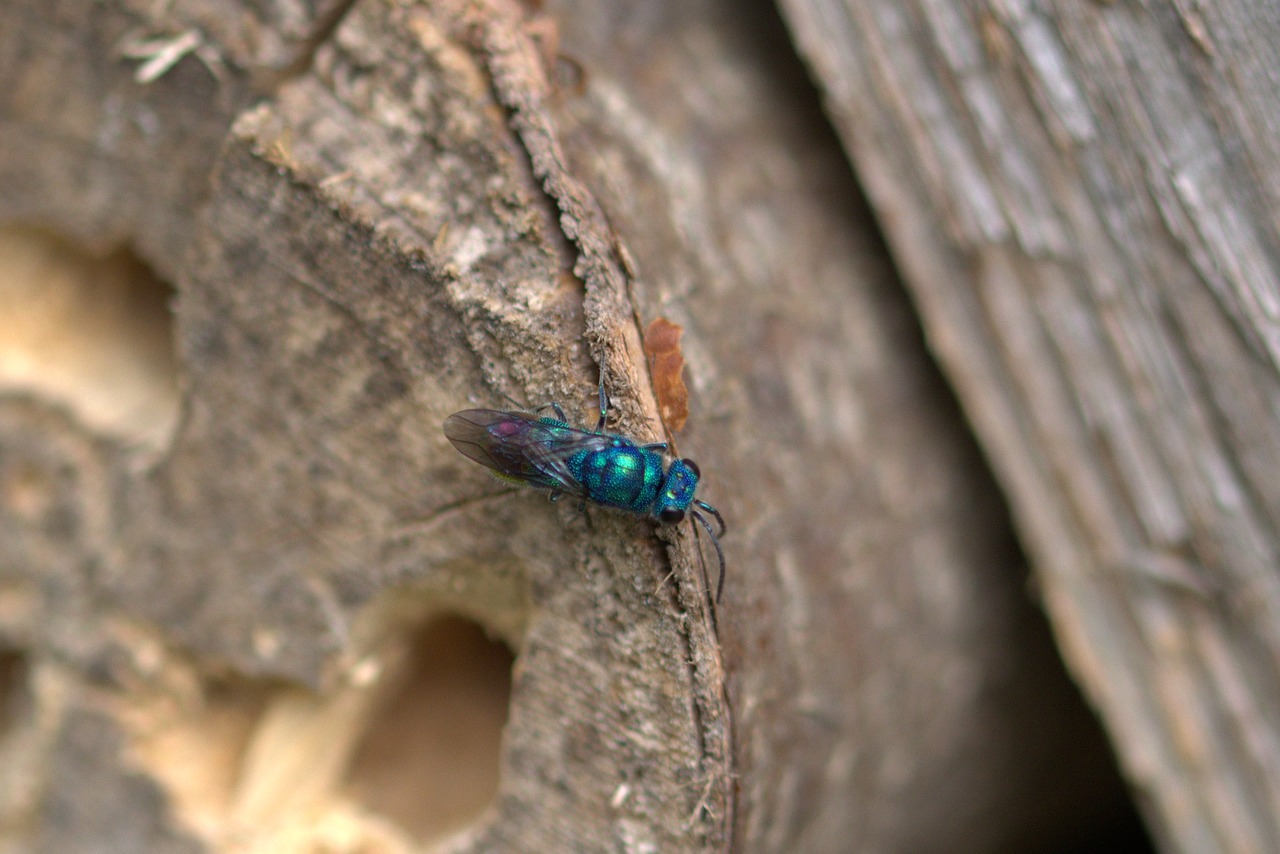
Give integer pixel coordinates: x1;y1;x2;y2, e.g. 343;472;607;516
496;389;526;410
694;499;726;538
689;508;727;604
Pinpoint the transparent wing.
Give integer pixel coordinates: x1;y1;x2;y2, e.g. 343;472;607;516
444;409;618;498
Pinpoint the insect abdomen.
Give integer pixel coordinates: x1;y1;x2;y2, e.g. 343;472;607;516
571;445;664;514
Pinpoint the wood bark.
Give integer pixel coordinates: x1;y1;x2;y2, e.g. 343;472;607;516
776;0;1280;851
1;0;1146;852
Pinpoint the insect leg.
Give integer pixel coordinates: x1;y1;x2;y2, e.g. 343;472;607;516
690;509;726;604
641;443;668;452
593;377;609;433
694;500;726;537
531;402;569;421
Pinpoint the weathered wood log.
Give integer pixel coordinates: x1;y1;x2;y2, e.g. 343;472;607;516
1;0;1144;851
777;0;1280;851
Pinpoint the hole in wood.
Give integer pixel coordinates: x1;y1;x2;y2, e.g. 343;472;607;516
126;611;514;851
0;644;38;834
0;647;29;737
0;226;179;448
342;613;514;844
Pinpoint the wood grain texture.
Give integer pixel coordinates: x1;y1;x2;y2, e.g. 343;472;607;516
777;0;1280;850
2;0;1139;851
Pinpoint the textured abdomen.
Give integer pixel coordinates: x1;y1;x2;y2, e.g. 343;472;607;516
573;446;664;514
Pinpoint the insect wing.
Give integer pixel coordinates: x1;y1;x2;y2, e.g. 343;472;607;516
445;410;565;485
444;409;601;497
444;410;530;474
519;427;622;499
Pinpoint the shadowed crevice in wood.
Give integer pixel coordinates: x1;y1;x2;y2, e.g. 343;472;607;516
0;646;30;742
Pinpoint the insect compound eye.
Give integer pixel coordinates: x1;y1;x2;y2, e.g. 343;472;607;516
680;459;700;477
658;507;686;524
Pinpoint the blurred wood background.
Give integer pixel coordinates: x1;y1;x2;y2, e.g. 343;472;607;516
2;0;1275;851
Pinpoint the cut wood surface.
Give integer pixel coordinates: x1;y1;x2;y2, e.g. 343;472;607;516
1;0;1153;852
777;0;1280;851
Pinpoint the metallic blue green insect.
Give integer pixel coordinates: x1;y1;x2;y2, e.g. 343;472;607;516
444;378;726;602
